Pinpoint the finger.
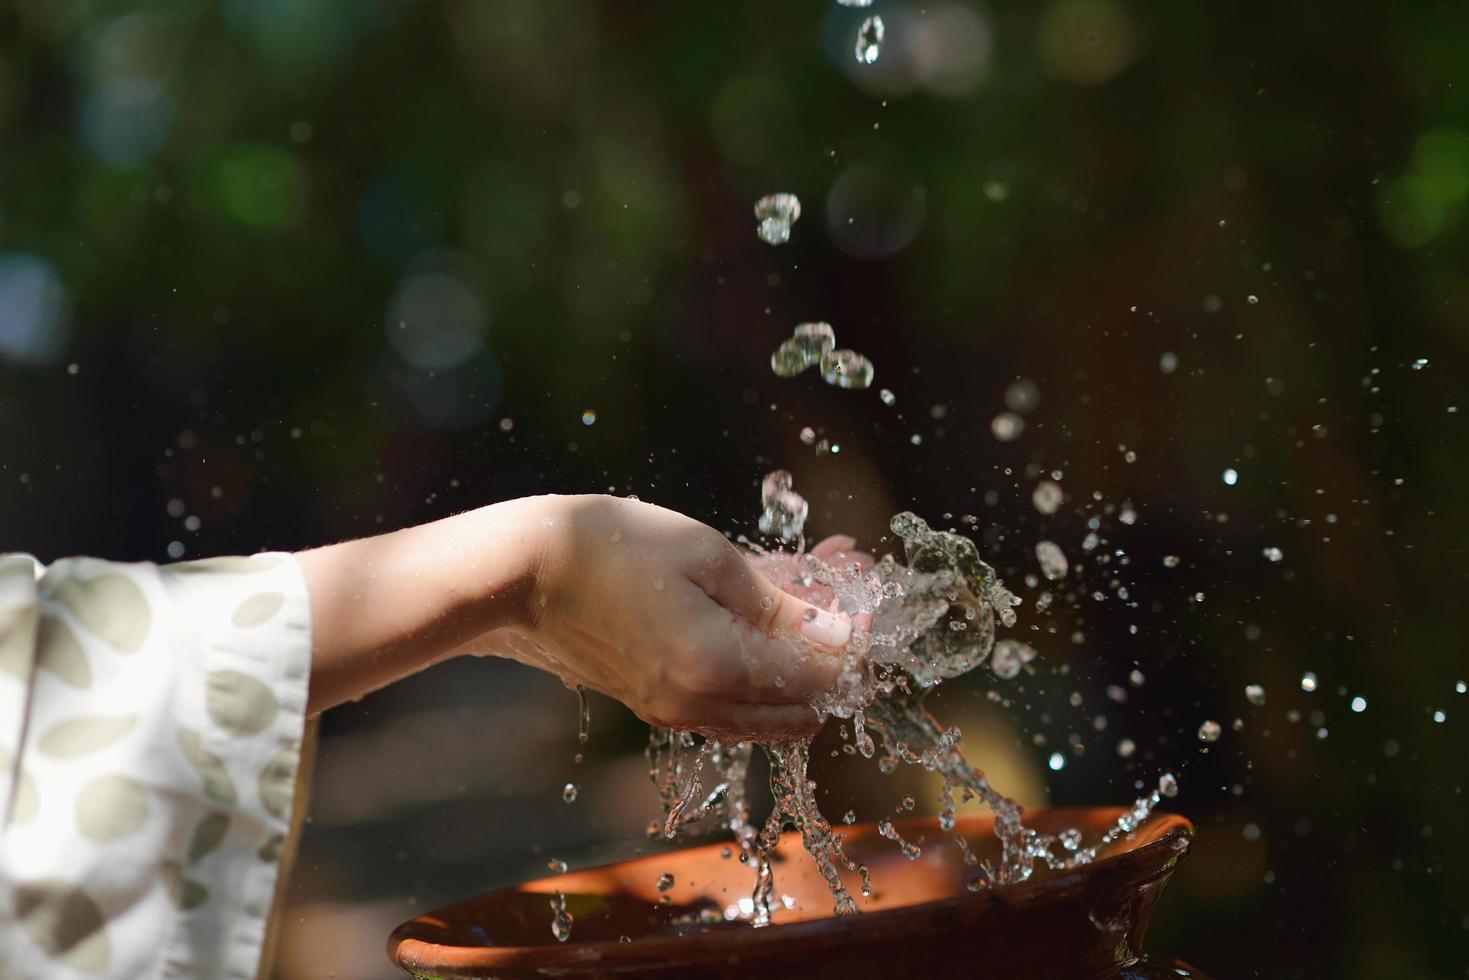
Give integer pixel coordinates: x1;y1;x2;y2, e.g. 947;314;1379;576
810;535;875;576
810;535;857;559
695;547;853;651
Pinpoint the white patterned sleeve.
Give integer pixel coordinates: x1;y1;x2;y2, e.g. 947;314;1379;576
0;552;313;980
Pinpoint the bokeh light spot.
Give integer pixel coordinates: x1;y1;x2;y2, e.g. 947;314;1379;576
0;253;70;365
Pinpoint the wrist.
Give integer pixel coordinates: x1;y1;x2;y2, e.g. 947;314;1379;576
459;495;564;636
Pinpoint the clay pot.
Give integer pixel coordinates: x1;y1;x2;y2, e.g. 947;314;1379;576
388;807;1206;979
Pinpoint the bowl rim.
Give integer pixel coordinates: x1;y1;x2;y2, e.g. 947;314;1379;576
388;806;1193;975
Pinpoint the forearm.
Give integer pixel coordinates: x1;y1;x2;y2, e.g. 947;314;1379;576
296;496;553;713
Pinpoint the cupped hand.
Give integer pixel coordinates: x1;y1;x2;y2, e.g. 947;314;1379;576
484;496;855;742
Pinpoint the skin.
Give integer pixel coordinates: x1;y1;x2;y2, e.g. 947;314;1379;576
296;494;864;741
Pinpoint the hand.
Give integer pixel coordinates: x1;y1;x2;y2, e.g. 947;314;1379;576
487;495;853;741
751;535;877;619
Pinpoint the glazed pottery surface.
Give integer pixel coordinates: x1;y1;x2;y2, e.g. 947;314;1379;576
389;807;1199;979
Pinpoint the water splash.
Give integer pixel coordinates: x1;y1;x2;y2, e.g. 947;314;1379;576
643;474;1173;924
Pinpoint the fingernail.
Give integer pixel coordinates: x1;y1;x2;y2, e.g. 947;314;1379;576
800;607;851;648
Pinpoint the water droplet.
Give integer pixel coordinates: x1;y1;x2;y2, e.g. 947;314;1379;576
1246;294;1259;305
878;818;922;860
1158;773;1179;798
1456;680;1466;695
1032;480;1063;516
1412;357;1429;370
1035;540;1068;581
770;322;836;377
1350;696;1367;713
758;469;810;541
1159;351;1179;374
990;639;1036;680
879;388;896;406
656;872;675;893
1433;709;1447;723
820;348;875;389
754;193;802;245
1197;720;1221;743
1222;467;1239;486
799;426;816;445
1262;546;1283;563
581;409;597;425
1047;752;1065;771
837;0;873;6
1245;684;1266;706
1116;738;1136;758
759;595;774;611
1300;671;1318;693
991;412;1025;442
562;782;579;803
855;15;885;64
1004;378;1040;414
1129;669;1146;687
548;858;568;873
575;684;590;744
1162;555;1181;568
550;892;573;942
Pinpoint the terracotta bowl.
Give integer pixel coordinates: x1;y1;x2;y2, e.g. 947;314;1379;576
388;807;1205;979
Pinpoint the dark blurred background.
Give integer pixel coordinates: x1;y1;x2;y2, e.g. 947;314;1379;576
2;1;1467;976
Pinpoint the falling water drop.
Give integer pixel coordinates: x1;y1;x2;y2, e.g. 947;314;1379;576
550;892;573;942
820;348;876;389
754;193;802;245
1197;720;1222;743
563;783;579;803
1032;480;1064;516
855;15;885;64
575;684;590;744
991;412;1025;442
1300;672;1318;693
1035;540;1069;581
770;322;835;378
1245;684;1266;706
